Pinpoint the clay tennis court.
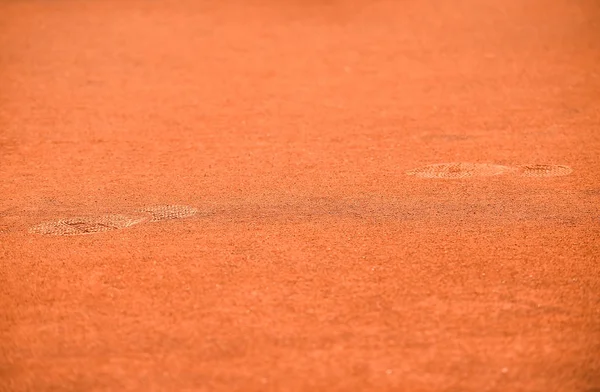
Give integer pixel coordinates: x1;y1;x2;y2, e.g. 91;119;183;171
1;0;599;391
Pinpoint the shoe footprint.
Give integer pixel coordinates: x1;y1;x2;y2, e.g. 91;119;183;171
28;205;197;236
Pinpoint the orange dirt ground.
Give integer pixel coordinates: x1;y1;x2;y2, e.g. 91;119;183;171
1;1;599;391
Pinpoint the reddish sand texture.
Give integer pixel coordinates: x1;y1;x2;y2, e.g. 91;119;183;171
1;1;600;391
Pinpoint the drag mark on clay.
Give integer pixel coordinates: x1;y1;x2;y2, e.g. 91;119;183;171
406;162;512;179
138;205;198;222
515;164;573;177
406;162;573;179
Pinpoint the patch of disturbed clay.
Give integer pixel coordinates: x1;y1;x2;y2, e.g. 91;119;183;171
139;205;197;222
421;134;474;141
515;164;573;177
29;214;147;236
406;163;512;179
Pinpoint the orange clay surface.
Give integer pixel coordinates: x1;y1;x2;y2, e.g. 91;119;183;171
1;1;600;391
